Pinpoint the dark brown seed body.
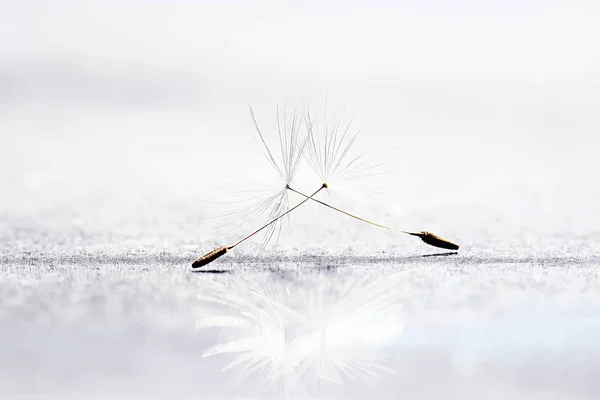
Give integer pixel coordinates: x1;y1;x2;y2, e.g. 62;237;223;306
192;245;228;268
411;231;459;250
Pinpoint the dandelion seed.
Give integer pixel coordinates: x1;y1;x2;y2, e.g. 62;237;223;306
291;101;405;236
287;186;460;251
242;104;309;246
288;101;459;252
192;184;326;268
195;104;313;266
193;101;460;268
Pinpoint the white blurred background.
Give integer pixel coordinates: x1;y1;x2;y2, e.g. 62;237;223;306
2;2;600;399
2;0;599;253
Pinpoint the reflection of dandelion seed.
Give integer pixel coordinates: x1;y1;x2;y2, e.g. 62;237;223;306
196;277;298;384
195;272;407;397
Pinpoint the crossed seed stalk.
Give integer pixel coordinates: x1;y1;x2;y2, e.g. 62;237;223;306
192;182;459;268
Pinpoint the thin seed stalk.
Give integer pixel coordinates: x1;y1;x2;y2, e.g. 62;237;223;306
191;184;327;268
286;185;459;251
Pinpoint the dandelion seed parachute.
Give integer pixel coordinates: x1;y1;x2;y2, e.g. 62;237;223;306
300;100;406;236
192;184;326;268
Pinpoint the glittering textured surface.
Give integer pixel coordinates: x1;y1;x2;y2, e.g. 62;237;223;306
2;1;600;398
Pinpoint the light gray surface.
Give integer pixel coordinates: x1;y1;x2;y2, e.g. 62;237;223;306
1;243;599;399
2;1;600;399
